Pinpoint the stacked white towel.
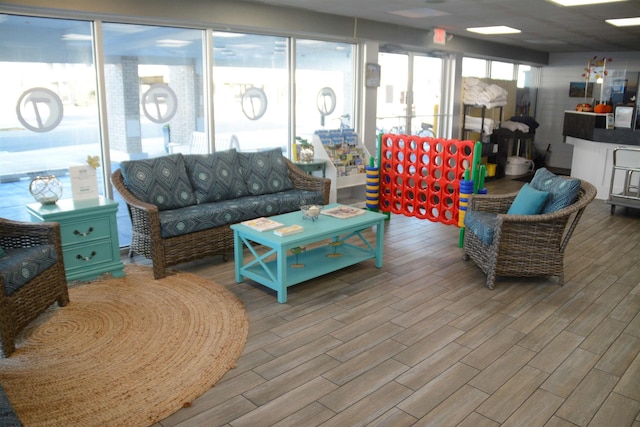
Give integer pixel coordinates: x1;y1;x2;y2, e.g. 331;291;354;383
465;115;495;135
501;120;530;133
463;78;508;108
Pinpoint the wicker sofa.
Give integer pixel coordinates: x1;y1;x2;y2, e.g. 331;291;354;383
462;168;597;289
112;148;330;279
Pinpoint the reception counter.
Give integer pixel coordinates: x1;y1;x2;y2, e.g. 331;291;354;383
563;111;640;200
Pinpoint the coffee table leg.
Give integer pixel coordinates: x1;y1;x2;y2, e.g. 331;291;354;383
276;246;287;303
375;219;384;268
234;231;243;283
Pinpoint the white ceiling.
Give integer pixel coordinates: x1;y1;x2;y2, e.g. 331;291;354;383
250;0;640;53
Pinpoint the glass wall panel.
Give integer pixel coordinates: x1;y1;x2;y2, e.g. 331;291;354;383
102;23;204;245
212;32;288;154
295;39;355;140
516;64;540;116
0;15;98;220
376;52;409;134
376;53;443;137
412;56;443;136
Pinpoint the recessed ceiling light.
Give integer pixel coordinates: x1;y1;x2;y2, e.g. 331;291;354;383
547;0;627;6
466;26;521;35
606;17;640;26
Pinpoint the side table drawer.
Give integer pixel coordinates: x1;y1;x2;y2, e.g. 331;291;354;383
63;240;117;271
60;217;111;244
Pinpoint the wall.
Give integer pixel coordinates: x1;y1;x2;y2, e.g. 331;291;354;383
536;51;640;169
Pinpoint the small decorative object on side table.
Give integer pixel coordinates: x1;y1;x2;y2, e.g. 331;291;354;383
27;196;125;281
29;175;63;205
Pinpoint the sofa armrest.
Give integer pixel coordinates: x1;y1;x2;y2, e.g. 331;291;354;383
111;169;165;259
285;159;331;205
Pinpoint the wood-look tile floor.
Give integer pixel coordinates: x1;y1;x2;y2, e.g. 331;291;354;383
132;178;640;427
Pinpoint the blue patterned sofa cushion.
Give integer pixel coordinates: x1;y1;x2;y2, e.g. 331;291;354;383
464;210;498;245
238;149;294;196
121;154;196;211
0;245;58;296
158;189;323;237
529;168;581;214
184;149;249;203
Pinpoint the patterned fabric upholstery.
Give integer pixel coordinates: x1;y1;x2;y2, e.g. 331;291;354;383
120;154;196;211
529;167;581;214
464;210;498;245
0;383;22;426
158;189;323;237
184;150;249;203
0;245;58;296
238;149;294;196
0;246;4;258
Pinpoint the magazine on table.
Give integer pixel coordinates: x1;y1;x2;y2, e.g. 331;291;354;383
321;205;367;219
241;217;284;232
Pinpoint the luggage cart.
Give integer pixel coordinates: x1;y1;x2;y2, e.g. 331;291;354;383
606;147;640;214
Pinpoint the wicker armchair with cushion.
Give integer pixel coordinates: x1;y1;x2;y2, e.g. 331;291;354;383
0;218;69;357
463;168;597;289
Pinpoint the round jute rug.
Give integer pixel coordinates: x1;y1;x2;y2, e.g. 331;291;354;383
0;265;249;427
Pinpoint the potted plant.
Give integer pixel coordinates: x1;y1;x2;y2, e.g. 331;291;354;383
295;136;314;162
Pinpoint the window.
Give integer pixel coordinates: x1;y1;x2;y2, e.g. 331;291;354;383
490;61;514;80
0;15;98;220
462;57;487;78
212;32;289;154
295;39;356;141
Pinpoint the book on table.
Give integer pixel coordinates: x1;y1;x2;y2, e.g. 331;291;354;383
241;217;284;232
321;205;367;219
273;224;304;236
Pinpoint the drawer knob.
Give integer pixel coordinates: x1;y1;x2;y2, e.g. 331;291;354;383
76;251;97;261
73;227;94;237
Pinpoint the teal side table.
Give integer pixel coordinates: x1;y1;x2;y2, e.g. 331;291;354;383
294;160;326;177
27;197;125;281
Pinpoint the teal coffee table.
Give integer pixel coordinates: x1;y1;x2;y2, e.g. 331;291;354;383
231;204;386;303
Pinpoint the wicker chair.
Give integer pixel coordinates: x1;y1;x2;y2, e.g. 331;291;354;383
0;218;69;356
112;158;331;279
462;179;597;289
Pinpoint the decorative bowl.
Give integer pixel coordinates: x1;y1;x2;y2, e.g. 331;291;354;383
301;204;322;221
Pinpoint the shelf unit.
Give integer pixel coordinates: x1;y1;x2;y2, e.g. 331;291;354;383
310;130;371;204
462;104;506;179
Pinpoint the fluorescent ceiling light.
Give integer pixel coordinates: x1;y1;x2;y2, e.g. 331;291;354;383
62;33;92;41
606;17;640;26
156;39;191;48
548;0;627;6
389;8;449;18
467;26;521;35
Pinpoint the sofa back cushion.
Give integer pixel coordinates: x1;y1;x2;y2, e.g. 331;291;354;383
238;148;293;196
184;149;249;203
120;154;196;210
529;167;581;214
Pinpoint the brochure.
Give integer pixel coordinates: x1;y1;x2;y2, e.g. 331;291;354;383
241;217;284;232
69;165;99;201
321;205;366;219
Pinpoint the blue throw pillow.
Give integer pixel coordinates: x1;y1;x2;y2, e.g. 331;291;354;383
120;154;197;211
507;183;549;215
238;148;294;196
529;168;581;214
183;149;249;203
